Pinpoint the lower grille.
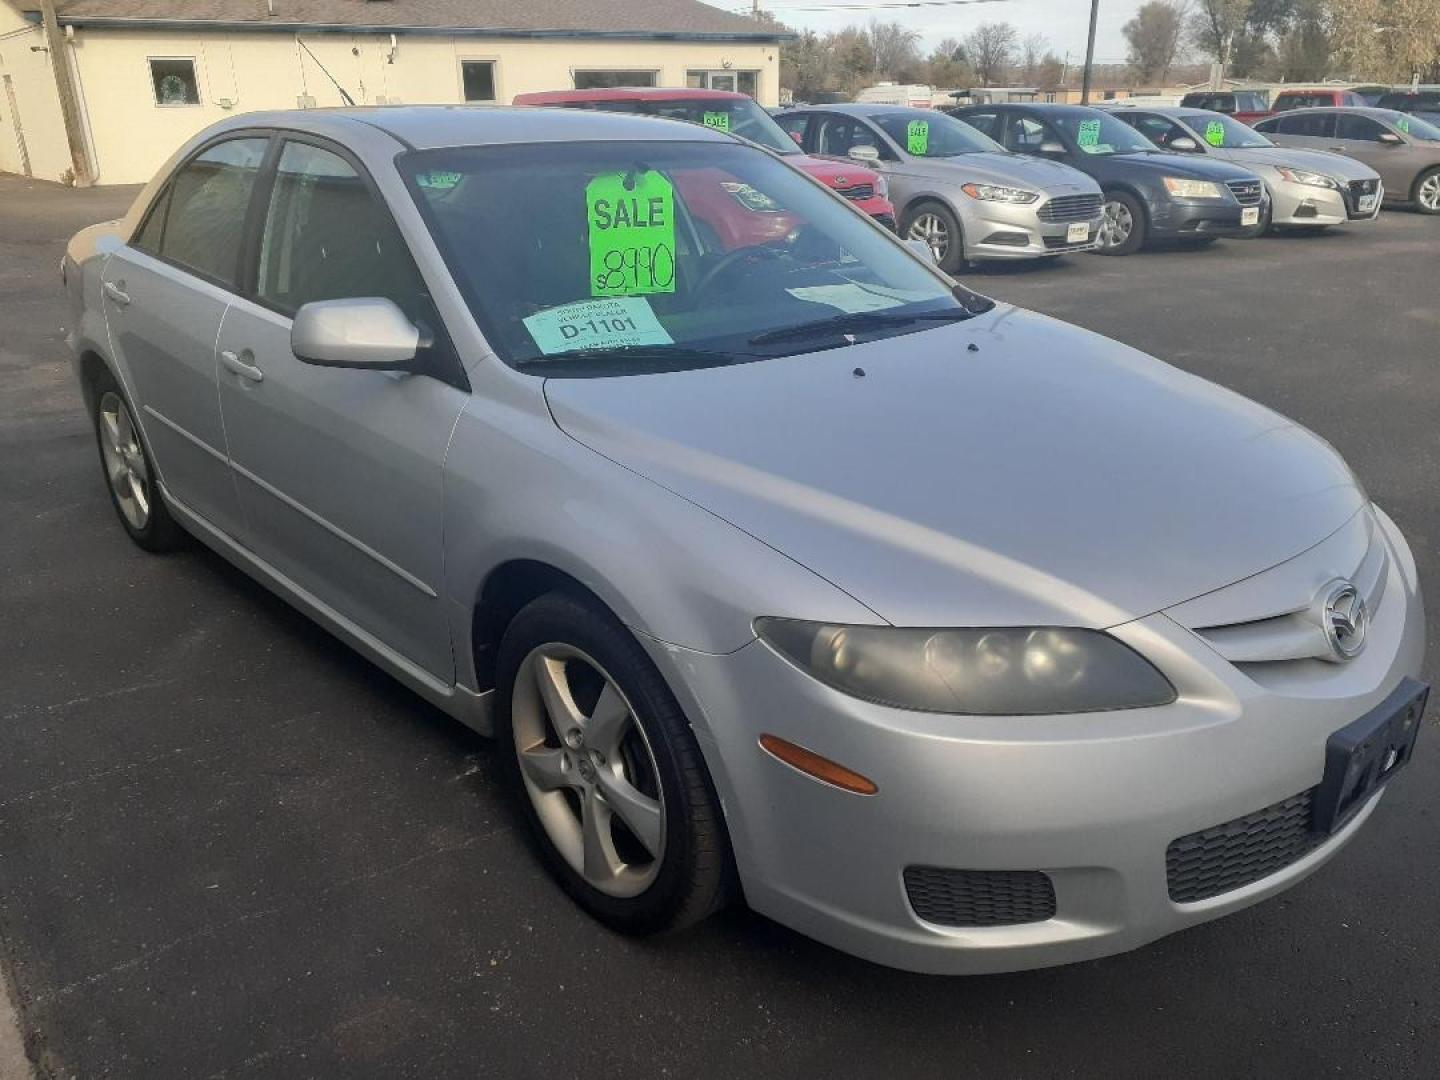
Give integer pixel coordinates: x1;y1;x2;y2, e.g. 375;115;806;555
1166;789;1325;903
1038;192;1102;222
904;867;1057;927
1227;179;1265;207
834;183;875;201
1043;234;1095;249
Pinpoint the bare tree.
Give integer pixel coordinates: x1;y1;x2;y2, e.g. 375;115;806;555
926;37;976;88
1124;1;1188;81
868;19;923;79
1189;0;1253;73
1019;33;1049;84
963;22;1019;86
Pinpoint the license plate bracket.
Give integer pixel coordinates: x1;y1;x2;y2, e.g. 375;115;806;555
1066;222;1090;243
1241;206;1260;226
1358;194;1377;213
1313;678;1428;835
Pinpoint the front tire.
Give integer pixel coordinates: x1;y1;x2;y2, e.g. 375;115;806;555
495;591;731;935
1412;167;1440;214
1095;191;1146;255
902;200;966;273
90;368;183;552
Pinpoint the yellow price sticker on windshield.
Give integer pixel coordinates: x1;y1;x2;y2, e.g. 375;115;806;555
907;120;929;155
702;111;730;132
587;170;677;298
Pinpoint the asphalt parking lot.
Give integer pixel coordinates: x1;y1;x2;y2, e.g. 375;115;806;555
2;172;1438;1079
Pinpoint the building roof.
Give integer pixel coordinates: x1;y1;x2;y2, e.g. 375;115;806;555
28;1;785;41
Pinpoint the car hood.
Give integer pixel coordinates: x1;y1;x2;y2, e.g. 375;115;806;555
902;152;1100;193
790;154;881;189
544;306;1364;629
1222;146;1380;181
1102;150;1263;183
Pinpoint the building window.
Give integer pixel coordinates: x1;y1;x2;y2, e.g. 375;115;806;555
461;60;496;103
572;70;658;90
687;70;759;98
149;58;200;106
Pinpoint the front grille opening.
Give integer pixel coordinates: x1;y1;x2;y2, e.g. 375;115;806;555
904;867;1057;927
1226;179;1265;206
1166;788;1325;903
1038;193;1102;222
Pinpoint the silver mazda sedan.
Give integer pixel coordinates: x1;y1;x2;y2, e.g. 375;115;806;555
65;107;1426;974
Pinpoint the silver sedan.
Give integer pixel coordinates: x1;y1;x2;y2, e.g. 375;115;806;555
775;103;1104;270
1109;106;1384;229
65;107;1427;974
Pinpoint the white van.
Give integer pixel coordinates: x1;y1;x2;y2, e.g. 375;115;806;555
855;83;935;109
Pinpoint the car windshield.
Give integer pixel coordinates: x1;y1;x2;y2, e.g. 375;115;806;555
637;97;801;156
871;111;1004;156
1179;112;1274;149
401;141;980;376
1378;108;1440;141
1051;110;1157;155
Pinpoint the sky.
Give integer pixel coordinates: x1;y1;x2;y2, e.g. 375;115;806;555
712;1;1145;68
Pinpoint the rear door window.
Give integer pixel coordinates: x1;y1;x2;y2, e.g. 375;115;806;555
142;137;269;288
958;110;1001;139
1276;112;1336;138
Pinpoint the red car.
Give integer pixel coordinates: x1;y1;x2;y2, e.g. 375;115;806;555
512;88;896;240
1270;87;1369;113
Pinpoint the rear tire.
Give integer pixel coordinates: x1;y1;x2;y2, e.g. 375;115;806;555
495;591;732;935
89;367;183;552
1095;191;1146;255
1412;167;1440;214
902;200;967;273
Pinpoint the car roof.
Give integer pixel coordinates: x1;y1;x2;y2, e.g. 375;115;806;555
512;87;747;105
205;105;736;150
1256;105;1394;119
1105;105;1219;119
955;102;1100;115
786;102;933;117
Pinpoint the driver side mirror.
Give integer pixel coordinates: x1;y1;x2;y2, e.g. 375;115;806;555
1037;140;1068;157
1378;131;1404;145
292;297;425;371
1168;136;1201;152
847;144;881;164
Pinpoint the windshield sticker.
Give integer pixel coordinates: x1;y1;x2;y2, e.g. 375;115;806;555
721;181;783;212
1396;116;1411;134
416;169;463;191
906;120;930;155
1077;119;1101;148
702;111;731;132
1205;120;1226;147
523;297;674;356
587;169;677;298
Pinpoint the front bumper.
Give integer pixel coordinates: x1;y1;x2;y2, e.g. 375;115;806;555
1153;198;1261;238
1271;178;1383;226
650;509;1425;974
960;202;1104;261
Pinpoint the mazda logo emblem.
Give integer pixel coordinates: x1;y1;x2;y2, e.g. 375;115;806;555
1320;581;1367;661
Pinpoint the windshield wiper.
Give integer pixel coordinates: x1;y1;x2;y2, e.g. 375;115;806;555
747;306;980;347
513;344;755;371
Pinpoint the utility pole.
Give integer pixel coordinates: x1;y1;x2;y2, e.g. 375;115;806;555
40;0;93;185
1080;0;1100;105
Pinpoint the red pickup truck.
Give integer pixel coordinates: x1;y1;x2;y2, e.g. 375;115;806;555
512;88;896;234
1178;90;1273;125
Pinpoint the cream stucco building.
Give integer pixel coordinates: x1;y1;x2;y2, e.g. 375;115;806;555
0;0;784;185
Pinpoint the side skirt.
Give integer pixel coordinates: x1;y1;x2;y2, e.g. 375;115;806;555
163;481;495;737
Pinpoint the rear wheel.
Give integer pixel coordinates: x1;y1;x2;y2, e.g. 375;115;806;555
90;369;183;552
902;201;966;273
1412;168;1440;214
1095;191;1146;255
495;591;731;934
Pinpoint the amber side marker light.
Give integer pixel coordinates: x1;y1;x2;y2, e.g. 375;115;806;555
758;734;878;796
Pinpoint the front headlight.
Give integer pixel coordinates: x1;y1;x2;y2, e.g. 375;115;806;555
755;619;1176;715
961;182;1040;204
873;174;889;200
1276;167;1339;189
1162;177;1224;199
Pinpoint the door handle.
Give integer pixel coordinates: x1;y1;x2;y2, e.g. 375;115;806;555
220;348;264;383
102;280;130;306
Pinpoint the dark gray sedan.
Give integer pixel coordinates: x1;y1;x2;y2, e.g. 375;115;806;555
1254;107;1440;214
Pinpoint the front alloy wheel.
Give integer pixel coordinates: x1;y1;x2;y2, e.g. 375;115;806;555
906;211;952;265
1415;169;1440;214
511;643;665;898
1097;199;1133;250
